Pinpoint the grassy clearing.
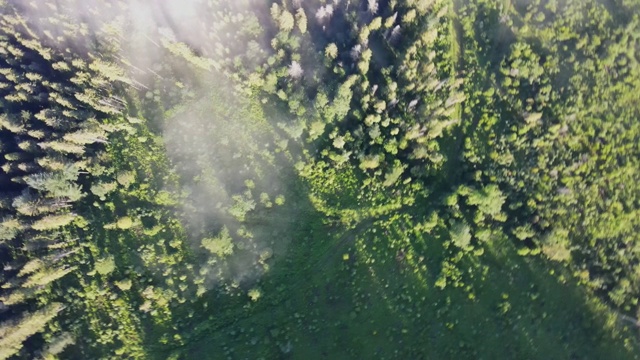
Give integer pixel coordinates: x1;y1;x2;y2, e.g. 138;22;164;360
179;206;635;359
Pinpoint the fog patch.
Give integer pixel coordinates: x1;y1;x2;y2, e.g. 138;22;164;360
15;0;292;288
163;84;294;288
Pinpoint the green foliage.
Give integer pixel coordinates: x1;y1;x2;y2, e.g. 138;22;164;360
325;43;338;60
41;332;75;360
0;303;63;360
202;227;234;258
90;181;117;200
31;214;76;231
228;194;256;222
295;9;307;34
466;185;506;219
359;154;381;170
279;10;294;32
0;217;23;242
115;216;134;230
94;256;116;275
450;221;472;250
115;170;136;187
541;233;572;262
383;161;405;187
248;288;261;302
115;279;133;291
0;0;638;358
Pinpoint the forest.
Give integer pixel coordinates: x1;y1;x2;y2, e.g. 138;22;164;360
0;0;638;358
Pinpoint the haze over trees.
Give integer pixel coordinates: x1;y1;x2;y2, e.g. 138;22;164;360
0;0;639;359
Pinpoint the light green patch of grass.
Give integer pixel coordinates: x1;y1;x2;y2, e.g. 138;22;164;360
178;192;637;359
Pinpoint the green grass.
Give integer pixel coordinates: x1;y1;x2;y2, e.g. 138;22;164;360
177;206;636;359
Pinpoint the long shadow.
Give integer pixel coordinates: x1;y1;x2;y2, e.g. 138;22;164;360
177;204;637;359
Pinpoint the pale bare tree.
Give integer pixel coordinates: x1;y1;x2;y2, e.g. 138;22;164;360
368;0;378;14
288;61;304;79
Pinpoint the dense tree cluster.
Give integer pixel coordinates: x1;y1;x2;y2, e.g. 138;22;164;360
0;0;638;358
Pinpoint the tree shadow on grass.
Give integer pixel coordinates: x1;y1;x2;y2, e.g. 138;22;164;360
177;208;637;359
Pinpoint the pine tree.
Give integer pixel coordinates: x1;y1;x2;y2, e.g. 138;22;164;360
41;332;75;360
295;8;307;34
13;191;59;216
63;128;107;145
22;266;75;288
288;61;304;79
0;286;39;306
325;43;338;60
31;213;76;231
38;140;85;155
88;59;131;85
17;258;44;277
368;0;379;14
279;10;295;32
0;114;26;134
0;303;63;360
0;217;23;242
25;167;83;201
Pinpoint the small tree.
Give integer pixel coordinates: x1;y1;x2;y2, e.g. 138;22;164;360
90;181;117;200
116;170;136;187
116;216;134;230
279;10;295;32
466;184;506;219
295;8;307;33
450;221;472;250
0;217;24;242
325;43;338;60
95;256;116;275
368;0;379;14
288;61;303;79
202;227;234;258
248;288;262;301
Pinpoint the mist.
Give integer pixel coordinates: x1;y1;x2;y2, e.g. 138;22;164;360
18;0;294;289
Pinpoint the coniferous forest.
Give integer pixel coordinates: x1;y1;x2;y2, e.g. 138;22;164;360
0;0;639;358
